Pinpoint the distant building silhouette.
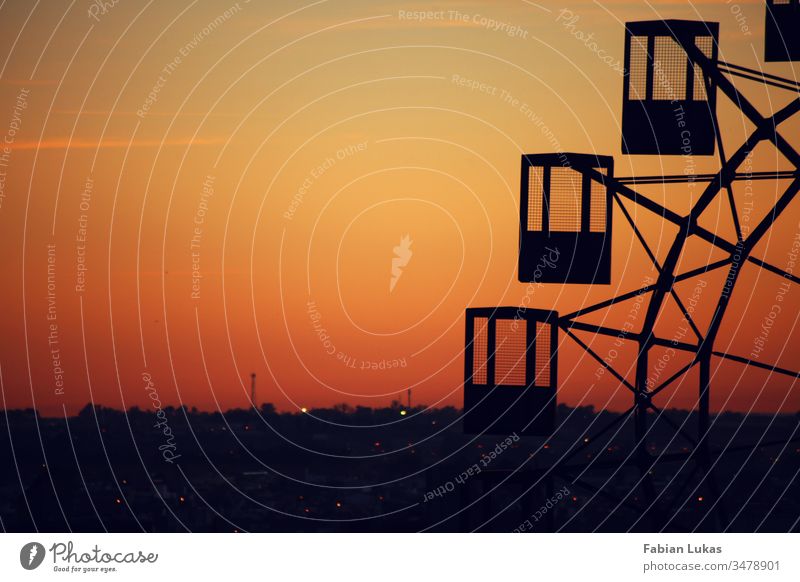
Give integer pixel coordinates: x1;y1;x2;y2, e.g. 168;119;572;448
1;405;797;532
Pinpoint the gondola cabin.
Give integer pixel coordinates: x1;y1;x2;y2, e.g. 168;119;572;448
519;153;613;285
463;307;557;436
622;20;719;155
765;1;800;62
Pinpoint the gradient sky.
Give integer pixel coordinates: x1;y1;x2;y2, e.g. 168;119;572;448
0;0;797;416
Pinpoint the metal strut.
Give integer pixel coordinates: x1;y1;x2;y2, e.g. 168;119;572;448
545;42;800;531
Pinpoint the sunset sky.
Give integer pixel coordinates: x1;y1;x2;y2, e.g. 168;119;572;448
0;0;797;416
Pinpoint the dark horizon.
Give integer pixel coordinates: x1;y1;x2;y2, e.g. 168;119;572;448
5;401;799;419
2;402;797;532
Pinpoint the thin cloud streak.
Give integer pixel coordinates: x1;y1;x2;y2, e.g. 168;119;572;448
5;137;225;150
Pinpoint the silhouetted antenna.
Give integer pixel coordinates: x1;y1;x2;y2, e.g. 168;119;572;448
407;388;411;409
250;373;256;408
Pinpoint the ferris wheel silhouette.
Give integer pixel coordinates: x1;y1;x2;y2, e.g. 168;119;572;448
461;6;800;531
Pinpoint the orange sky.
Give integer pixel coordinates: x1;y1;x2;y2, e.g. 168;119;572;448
0;0;797;416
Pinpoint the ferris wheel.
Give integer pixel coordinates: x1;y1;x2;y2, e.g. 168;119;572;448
461;5;800;531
